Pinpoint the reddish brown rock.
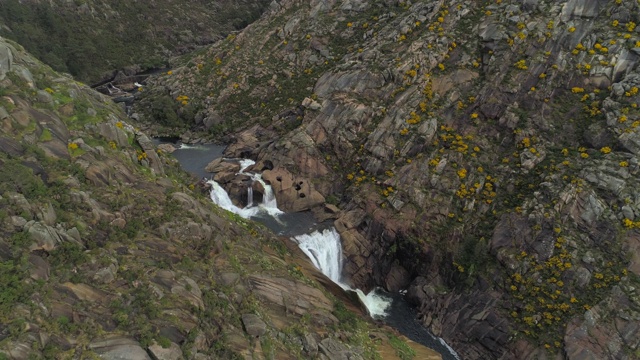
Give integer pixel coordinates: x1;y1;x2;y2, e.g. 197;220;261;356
262;167;325;212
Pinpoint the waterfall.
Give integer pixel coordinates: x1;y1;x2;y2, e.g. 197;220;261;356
155;145;463;360
294;228;344;283
256;176;278;209
238;159;256;173
208;180;260;218
207;158;282;219
292;228;391;318
247;186;254;207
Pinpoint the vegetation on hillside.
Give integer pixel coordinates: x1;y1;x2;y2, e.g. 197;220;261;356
0;0;271;82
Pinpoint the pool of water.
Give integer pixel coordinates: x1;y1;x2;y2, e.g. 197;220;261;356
152;139;226;179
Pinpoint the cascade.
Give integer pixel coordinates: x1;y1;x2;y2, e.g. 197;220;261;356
247;186;254;207
292;228;391;318
153;143;464;360
207;159;282;219
204;158;459;359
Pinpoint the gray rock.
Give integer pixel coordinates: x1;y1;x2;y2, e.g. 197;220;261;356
148;342;183;360
1;340;31;360
220;272;240;286
241;314;267;337
0;136;24;157
203;112;224;129
157;143;176;154
612;83;625;97
12;65;34;87
619;130;640;156
97;122;129;148
478;22;507;42
302;333;318;356
582;171;625;196
89;337;151;360
611;49;638;82
302;97;322;110
94;264;117;284
28;254;50;281
7;192;32;218
26;222;62;251
580;194;605;225
0;41;13;80
136;132;164;175
318;338;349;360
314;70;384;99
561;0;605;21
36;90;53;103
575;266;592;288
9;216;27;230
35;203;57;226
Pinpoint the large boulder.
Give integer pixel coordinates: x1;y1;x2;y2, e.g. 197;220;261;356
262;167;325;212
89;337;151;360
148;342;183;360
136;132;164;175
241;314;267;337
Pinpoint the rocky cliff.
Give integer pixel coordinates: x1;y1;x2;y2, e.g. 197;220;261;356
135;0;640;358
0;37;437;360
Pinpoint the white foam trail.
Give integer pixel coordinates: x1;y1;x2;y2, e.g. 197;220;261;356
292;228;391;318
179;144;204;150
439;338;462;360
238;159;256;173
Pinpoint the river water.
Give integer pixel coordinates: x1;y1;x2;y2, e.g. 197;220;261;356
161;141;460;360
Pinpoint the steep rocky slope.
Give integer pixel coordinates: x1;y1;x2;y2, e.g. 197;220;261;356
0;37;437;359
136;0;640;358
0;0;271;82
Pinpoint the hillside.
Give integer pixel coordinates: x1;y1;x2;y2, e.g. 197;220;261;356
0;0;271;83
133;0;640;358
0;37;436;359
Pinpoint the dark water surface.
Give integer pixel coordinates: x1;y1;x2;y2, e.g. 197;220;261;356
152;139;226;179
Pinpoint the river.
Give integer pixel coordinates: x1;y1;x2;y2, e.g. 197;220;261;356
159;140;461;360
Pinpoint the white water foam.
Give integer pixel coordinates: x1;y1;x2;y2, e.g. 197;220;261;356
439;338;462;360
292;228;392;318
237;159;255;173
208;180;260;218
207;159;283;219
179;143;205;150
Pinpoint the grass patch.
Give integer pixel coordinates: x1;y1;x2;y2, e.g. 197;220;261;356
389;334;416;360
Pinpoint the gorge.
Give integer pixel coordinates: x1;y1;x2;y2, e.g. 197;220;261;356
197;153;459;359
2;0;640;358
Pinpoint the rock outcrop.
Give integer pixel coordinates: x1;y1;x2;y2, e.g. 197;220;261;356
136;0;640;358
